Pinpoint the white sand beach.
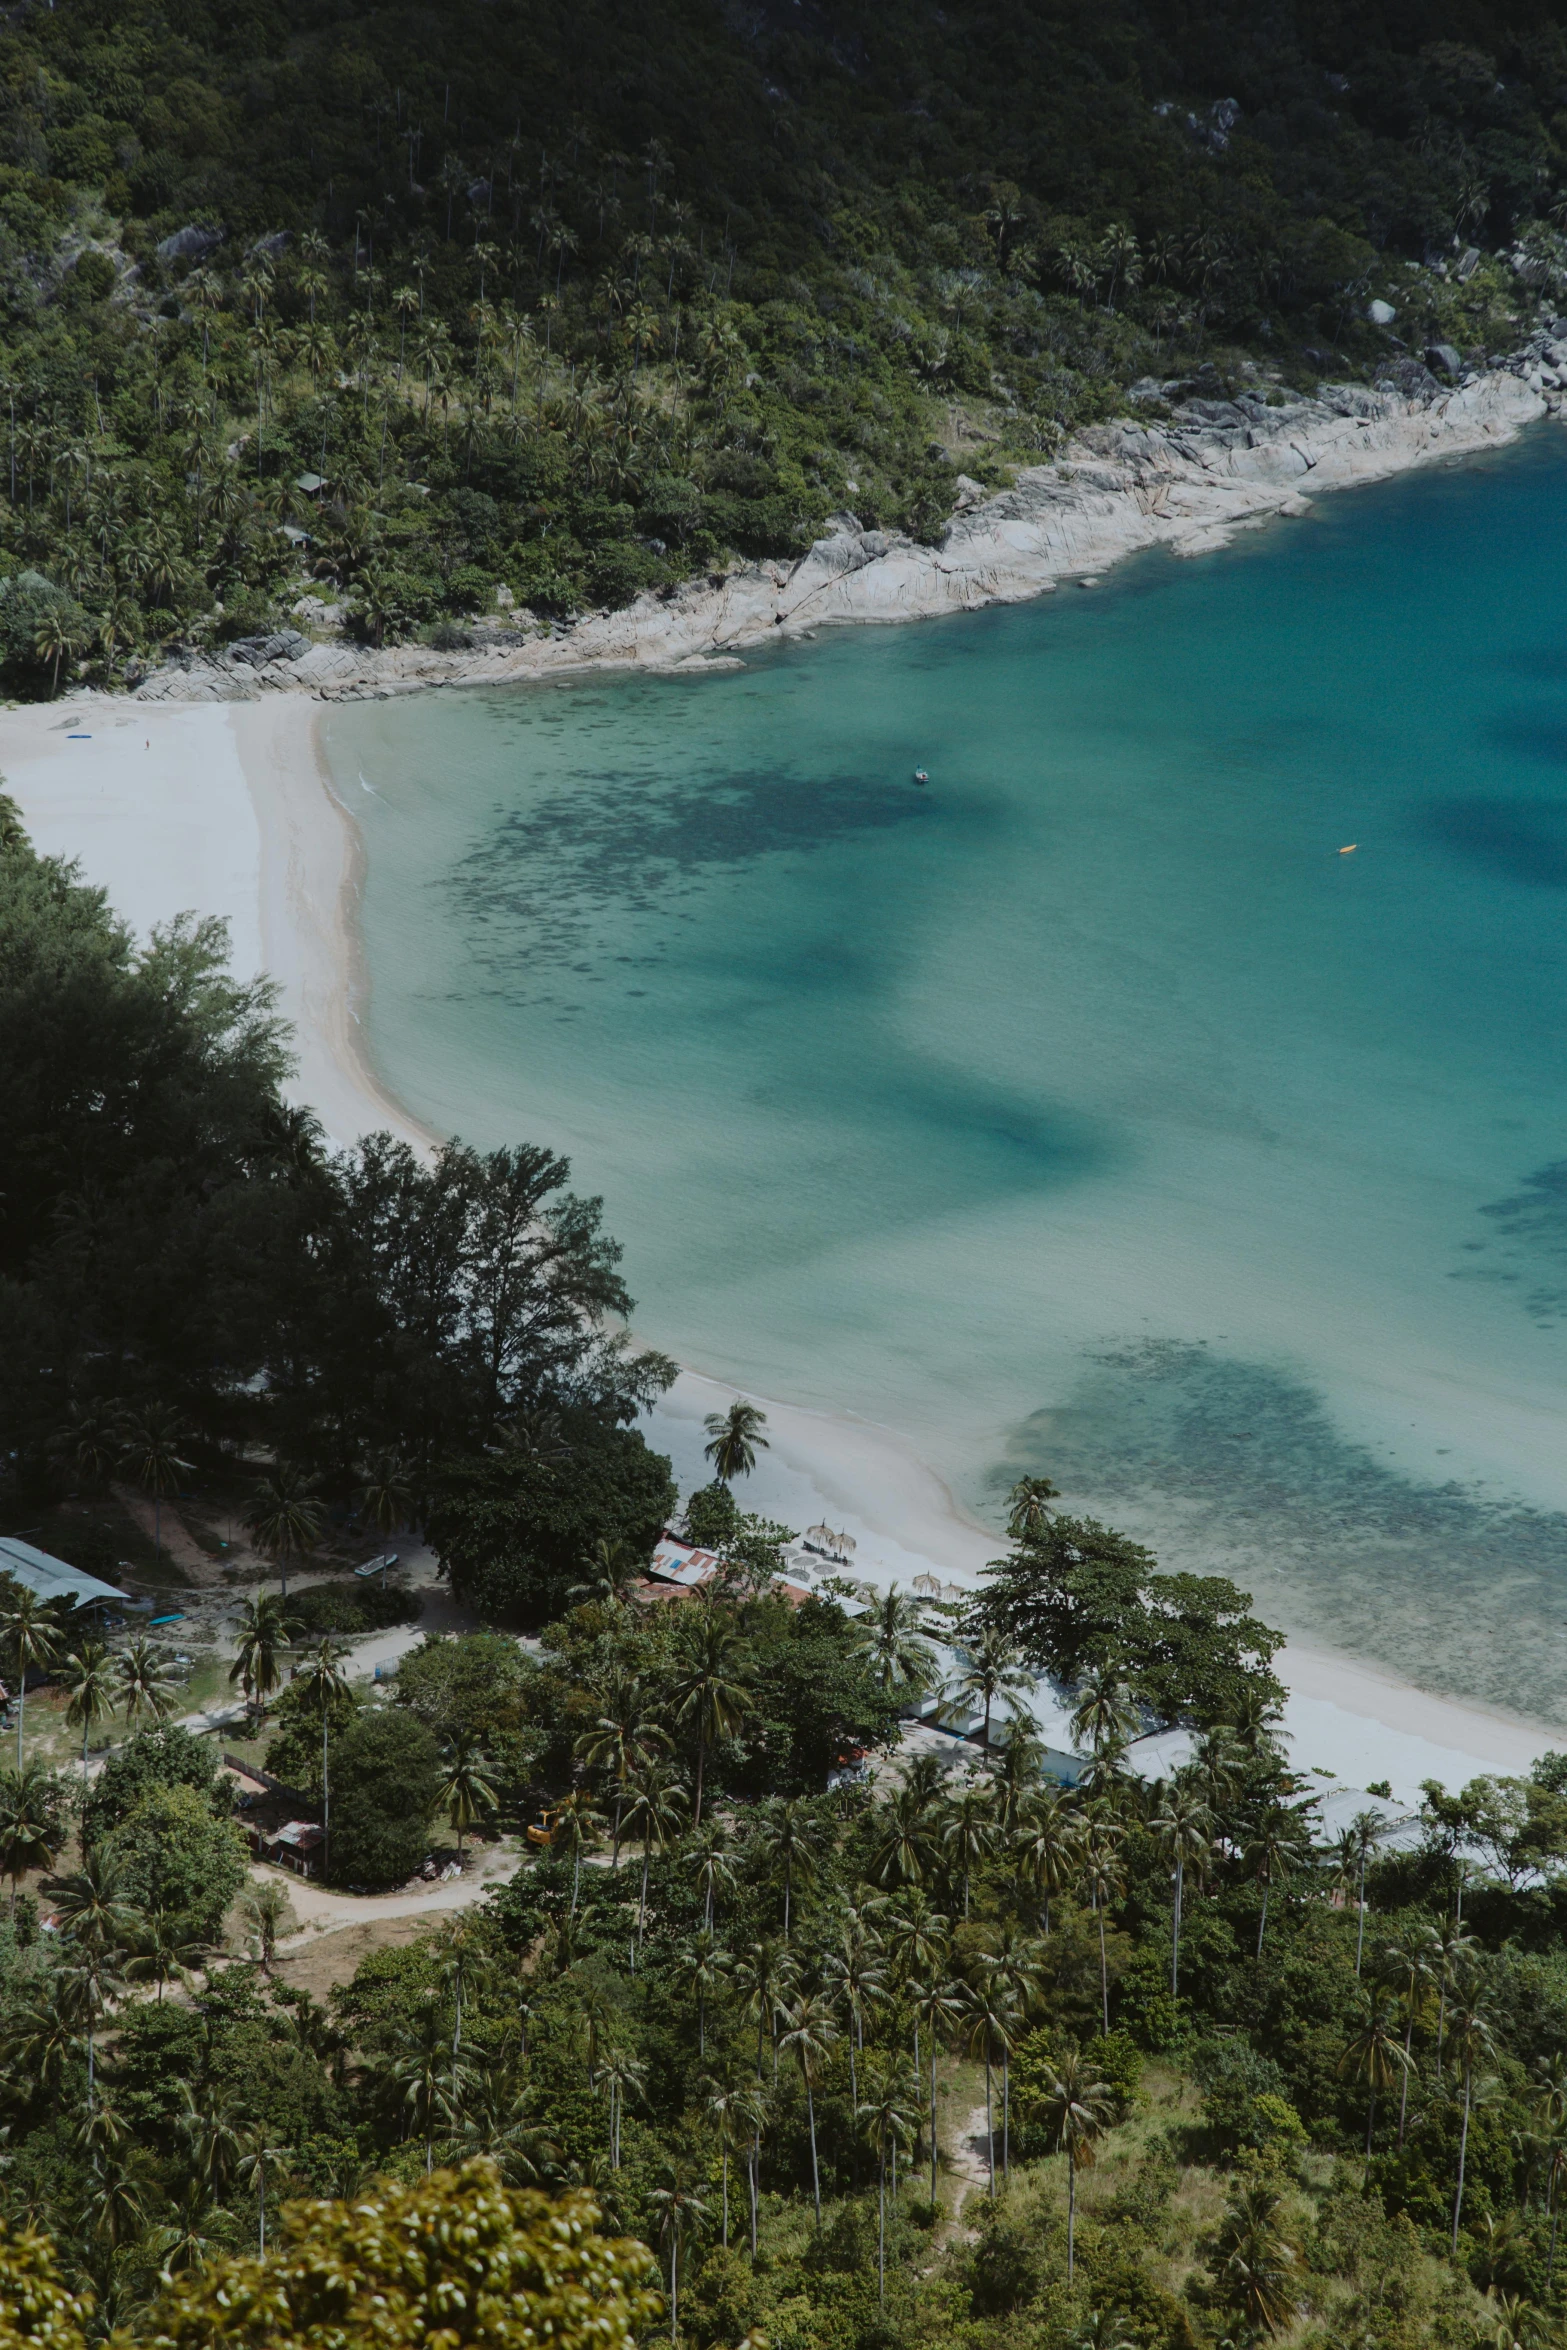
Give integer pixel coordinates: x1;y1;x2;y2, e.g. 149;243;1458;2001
4;635;1561;1813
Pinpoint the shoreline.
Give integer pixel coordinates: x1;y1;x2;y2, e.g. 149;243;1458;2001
125;368;1548;708
5;378;1562;1803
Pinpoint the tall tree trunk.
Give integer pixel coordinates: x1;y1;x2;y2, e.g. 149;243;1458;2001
1452;2066;1473;2254
1067;2151;1076;2284
807;2083;821;2228
1256;1881;1269;1960
1171;1858;1183;1997
985;2058;994;2197
1100;1910;1110;2035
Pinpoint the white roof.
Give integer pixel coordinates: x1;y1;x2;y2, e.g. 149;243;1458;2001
0;1536;128;1609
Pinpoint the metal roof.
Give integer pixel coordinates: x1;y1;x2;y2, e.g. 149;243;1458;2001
0;1537;128;1609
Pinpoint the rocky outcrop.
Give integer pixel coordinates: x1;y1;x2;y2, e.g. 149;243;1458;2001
133;369;1546;705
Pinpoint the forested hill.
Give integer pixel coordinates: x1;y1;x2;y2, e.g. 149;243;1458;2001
0;0;1561;686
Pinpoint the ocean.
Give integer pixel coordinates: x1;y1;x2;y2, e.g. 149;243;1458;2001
323;428;1567;1719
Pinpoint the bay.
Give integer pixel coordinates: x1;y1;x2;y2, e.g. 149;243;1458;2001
324;430;1567;1718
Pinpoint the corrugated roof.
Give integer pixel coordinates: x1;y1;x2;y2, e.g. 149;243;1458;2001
0;1537;127;1609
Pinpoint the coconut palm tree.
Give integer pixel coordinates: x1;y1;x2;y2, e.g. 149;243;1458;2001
858;2072;919;2302
574;1671;672;1861
245;1463;323;1599
61;1641;118;1782
665;1604;755;1824
237;1878;291;1974
236;2126;290;2255
116;1637;176;1732
691;1817;736;1930
961;1969;1019;2196
115;1404;194;1568
702;1399;769;1485
1449;1991;1498;2252
1082;1828;1127;2036
940;1783;995;1920
568;1536;641;1607
1150;1781;1213;1997
1031;2053;1114;2282
0;1763;65;1911
1212;2182;1300;2334
780;1992;839;2229
910;1971;967;2206
975;1926;1045;2174
548;1785;605;1915
124;1906;210;2005
1005;1475;1060;1541
857;1587;938;1696
1069;1667;1141;1757
1011;1788;1084;1937
228;1593;301;1721
646;2175;709;2341
436;1737;498;1858
356;1450;415;1536
295;1639;352;1873
0;1588;65;1768
621;1759;689;1960
824;1926;885;2110
939;1627;1032;1747
735;1936;796;2082
674;1930;732;2062
1338;1986;1409;2184
1245;1802;1313;1959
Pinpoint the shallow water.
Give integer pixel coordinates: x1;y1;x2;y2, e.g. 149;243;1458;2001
325;431;1567;1719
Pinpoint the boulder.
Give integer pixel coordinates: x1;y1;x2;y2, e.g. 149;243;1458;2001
1367;298;1397;326
1425;342;1463;379
250;230;289;261
226;629;311;667
156;223;223;264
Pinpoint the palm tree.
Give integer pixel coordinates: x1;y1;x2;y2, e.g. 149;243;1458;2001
940;1627;1032;1747
1031;2053;1114;2282
356;1450;415;1536
1338;1987;1409;2184
1347;1808;1385;1976
1082;1828;1127;2037
124;1905;210;2004
1449;1991;1497;2252
940;1784;995;1919
910;1972;967;2206
601;2044;647;2171
976;1927;1044;2174
824;1927;885;2110
0;1763;65;1910
1011;1789;1083;1937
1150;1781;1213;1997
702;2076;749;2248
392;2007;475;2172
57;1940;128;2113
115;1404;194;1567
1005;1475;1059;1541
236;2126;289;2254
857;1587;938;1695
178;2084;244;2200
868;1782;939;1889
568;1536;641;1607
295;1639;352;1873
245;1462;323;1598
675;1930;733;2061
574;1672;671;1861
47;1401;119;1491
1069;1667;1141;1757
1212;2182;1300;2334
780;1992;839;2229
1245;1802;1312;1959
646;2176;709;2342
766;1795;826;1940
33;605;85;695
621;1759;689;1959
1379;1920;1439;2147
735;1936;796;2081
62;1641;118;1782
228;1593;301;1721
549;1786;605;1915
116;1636;176;1731
666;1605;754;1824
961;1970;1019;2196
702;1399;769;1485
237;1877;292;1973
691;1817;736;1931
436;1737;498;1858
858;2073;919;2302
0;1589;64;1767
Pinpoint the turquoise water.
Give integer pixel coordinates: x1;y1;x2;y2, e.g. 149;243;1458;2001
325;431;1567;1718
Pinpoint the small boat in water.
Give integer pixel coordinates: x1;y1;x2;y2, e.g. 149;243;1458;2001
913;767;929;785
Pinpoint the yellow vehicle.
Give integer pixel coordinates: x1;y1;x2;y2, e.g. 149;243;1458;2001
526;1803;564;1850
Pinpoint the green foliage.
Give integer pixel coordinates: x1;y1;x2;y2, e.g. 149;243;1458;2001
82;1724;229;1847
977;1512;1284;1727
326;1708;440;1891
284;1580;422;1637
108;1780;247;1944
393;1633;543;1811
428;1415;675;1626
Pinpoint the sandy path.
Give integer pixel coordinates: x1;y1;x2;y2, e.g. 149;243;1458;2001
264;1835;525;1945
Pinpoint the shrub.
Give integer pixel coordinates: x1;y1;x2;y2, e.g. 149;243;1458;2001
109;1781;248;1943
286;1581;423;1637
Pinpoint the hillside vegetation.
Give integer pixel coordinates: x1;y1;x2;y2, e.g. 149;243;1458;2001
0;0;1560;683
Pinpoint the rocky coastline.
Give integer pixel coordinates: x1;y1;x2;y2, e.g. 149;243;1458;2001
131;365;1547;707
